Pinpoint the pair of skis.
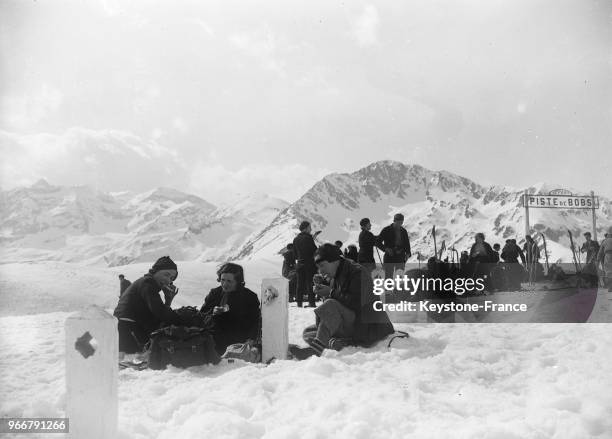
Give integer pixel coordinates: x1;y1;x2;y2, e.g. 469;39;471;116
567;229;582;274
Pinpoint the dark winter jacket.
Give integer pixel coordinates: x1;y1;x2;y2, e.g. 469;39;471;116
119;278;132;297
282;249;297;279
330;259;394;346
293;232;317;267
581;240;600;265
522;241;540;263
113;274;183;335
377;225;411;263
358;230;377;263
469;241;497;263
200;286;261;354
501;243;526;264
344;246;358;262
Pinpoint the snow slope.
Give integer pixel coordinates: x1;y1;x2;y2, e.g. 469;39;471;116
1;261;611;438
1;312;612;439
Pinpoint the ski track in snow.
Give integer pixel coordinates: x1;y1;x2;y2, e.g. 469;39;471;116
1;262;612;438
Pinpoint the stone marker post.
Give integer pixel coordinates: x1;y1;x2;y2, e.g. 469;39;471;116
261;278;288;363
65;305;118;439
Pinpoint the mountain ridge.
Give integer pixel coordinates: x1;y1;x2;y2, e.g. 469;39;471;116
1;161;610;265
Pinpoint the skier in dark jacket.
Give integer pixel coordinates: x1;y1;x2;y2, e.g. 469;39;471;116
468;233;497;290
293;221;318;307
281;243;297;301
344;245;358;262
522;235;540;264
200;263;261;355
523;235;544;281
377;213;411;264
289;243;394;359
113;256;183;353
377;213;411;280
357;217;377;265
580;232;600;287
118;274;132;297
501;239;526;290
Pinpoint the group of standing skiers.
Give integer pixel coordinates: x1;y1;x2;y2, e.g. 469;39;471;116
283;214;412;306
283;217;612;298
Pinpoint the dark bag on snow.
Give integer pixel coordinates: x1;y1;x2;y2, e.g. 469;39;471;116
147;325;221;370
174;306;213;329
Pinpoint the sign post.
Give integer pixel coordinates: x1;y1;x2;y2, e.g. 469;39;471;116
591;191;598;242
522;190;601;257
524;190;530;237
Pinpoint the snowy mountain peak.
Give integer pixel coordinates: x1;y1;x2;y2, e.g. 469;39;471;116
128;187;216;210
234;161;612;262
26;178;60;194
30;178;53;189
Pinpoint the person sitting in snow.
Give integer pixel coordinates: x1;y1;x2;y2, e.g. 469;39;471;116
200;263;261;355
113;256;183;354
289;243;394;360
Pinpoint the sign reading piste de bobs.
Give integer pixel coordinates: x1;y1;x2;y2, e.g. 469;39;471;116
523;189;599;209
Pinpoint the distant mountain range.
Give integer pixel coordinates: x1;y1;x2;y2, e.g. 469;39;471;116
1;161;610;266
0;179;287;265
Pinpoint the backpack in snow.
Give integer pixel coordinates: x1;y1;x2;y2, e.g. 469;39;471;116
147;325;220;370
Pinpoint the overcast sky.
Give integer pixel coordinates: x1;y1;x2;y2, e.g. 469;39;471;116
1;0;610;204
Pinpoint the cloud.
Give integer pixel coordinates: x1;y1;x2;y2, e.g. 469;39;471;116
172;117;189;134
98;0;125;17
188;163;331;204
229;29;288;78
187;18;215;37
351;5;379;48
132;81;161;116
1;84;64;130
0;128;187;191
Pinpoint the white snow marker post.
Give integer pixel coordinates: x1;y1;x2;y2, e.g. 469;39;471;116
261;278;288;363
65;305;118;439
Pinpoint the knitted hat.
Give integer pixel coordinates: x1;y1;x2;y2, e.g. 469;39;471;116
150;256;177;273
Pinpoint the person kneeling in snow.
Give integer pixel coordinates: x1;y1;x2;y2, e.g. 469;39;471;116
290;243;395;360
200;263;261;355
113;256;183;354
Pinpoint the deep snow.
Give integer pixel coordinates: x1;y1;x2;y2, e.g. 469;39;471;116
1;260;611;438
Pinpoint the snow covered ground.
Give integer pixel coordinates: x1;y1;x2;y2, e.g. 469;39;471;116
1;261;612;438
